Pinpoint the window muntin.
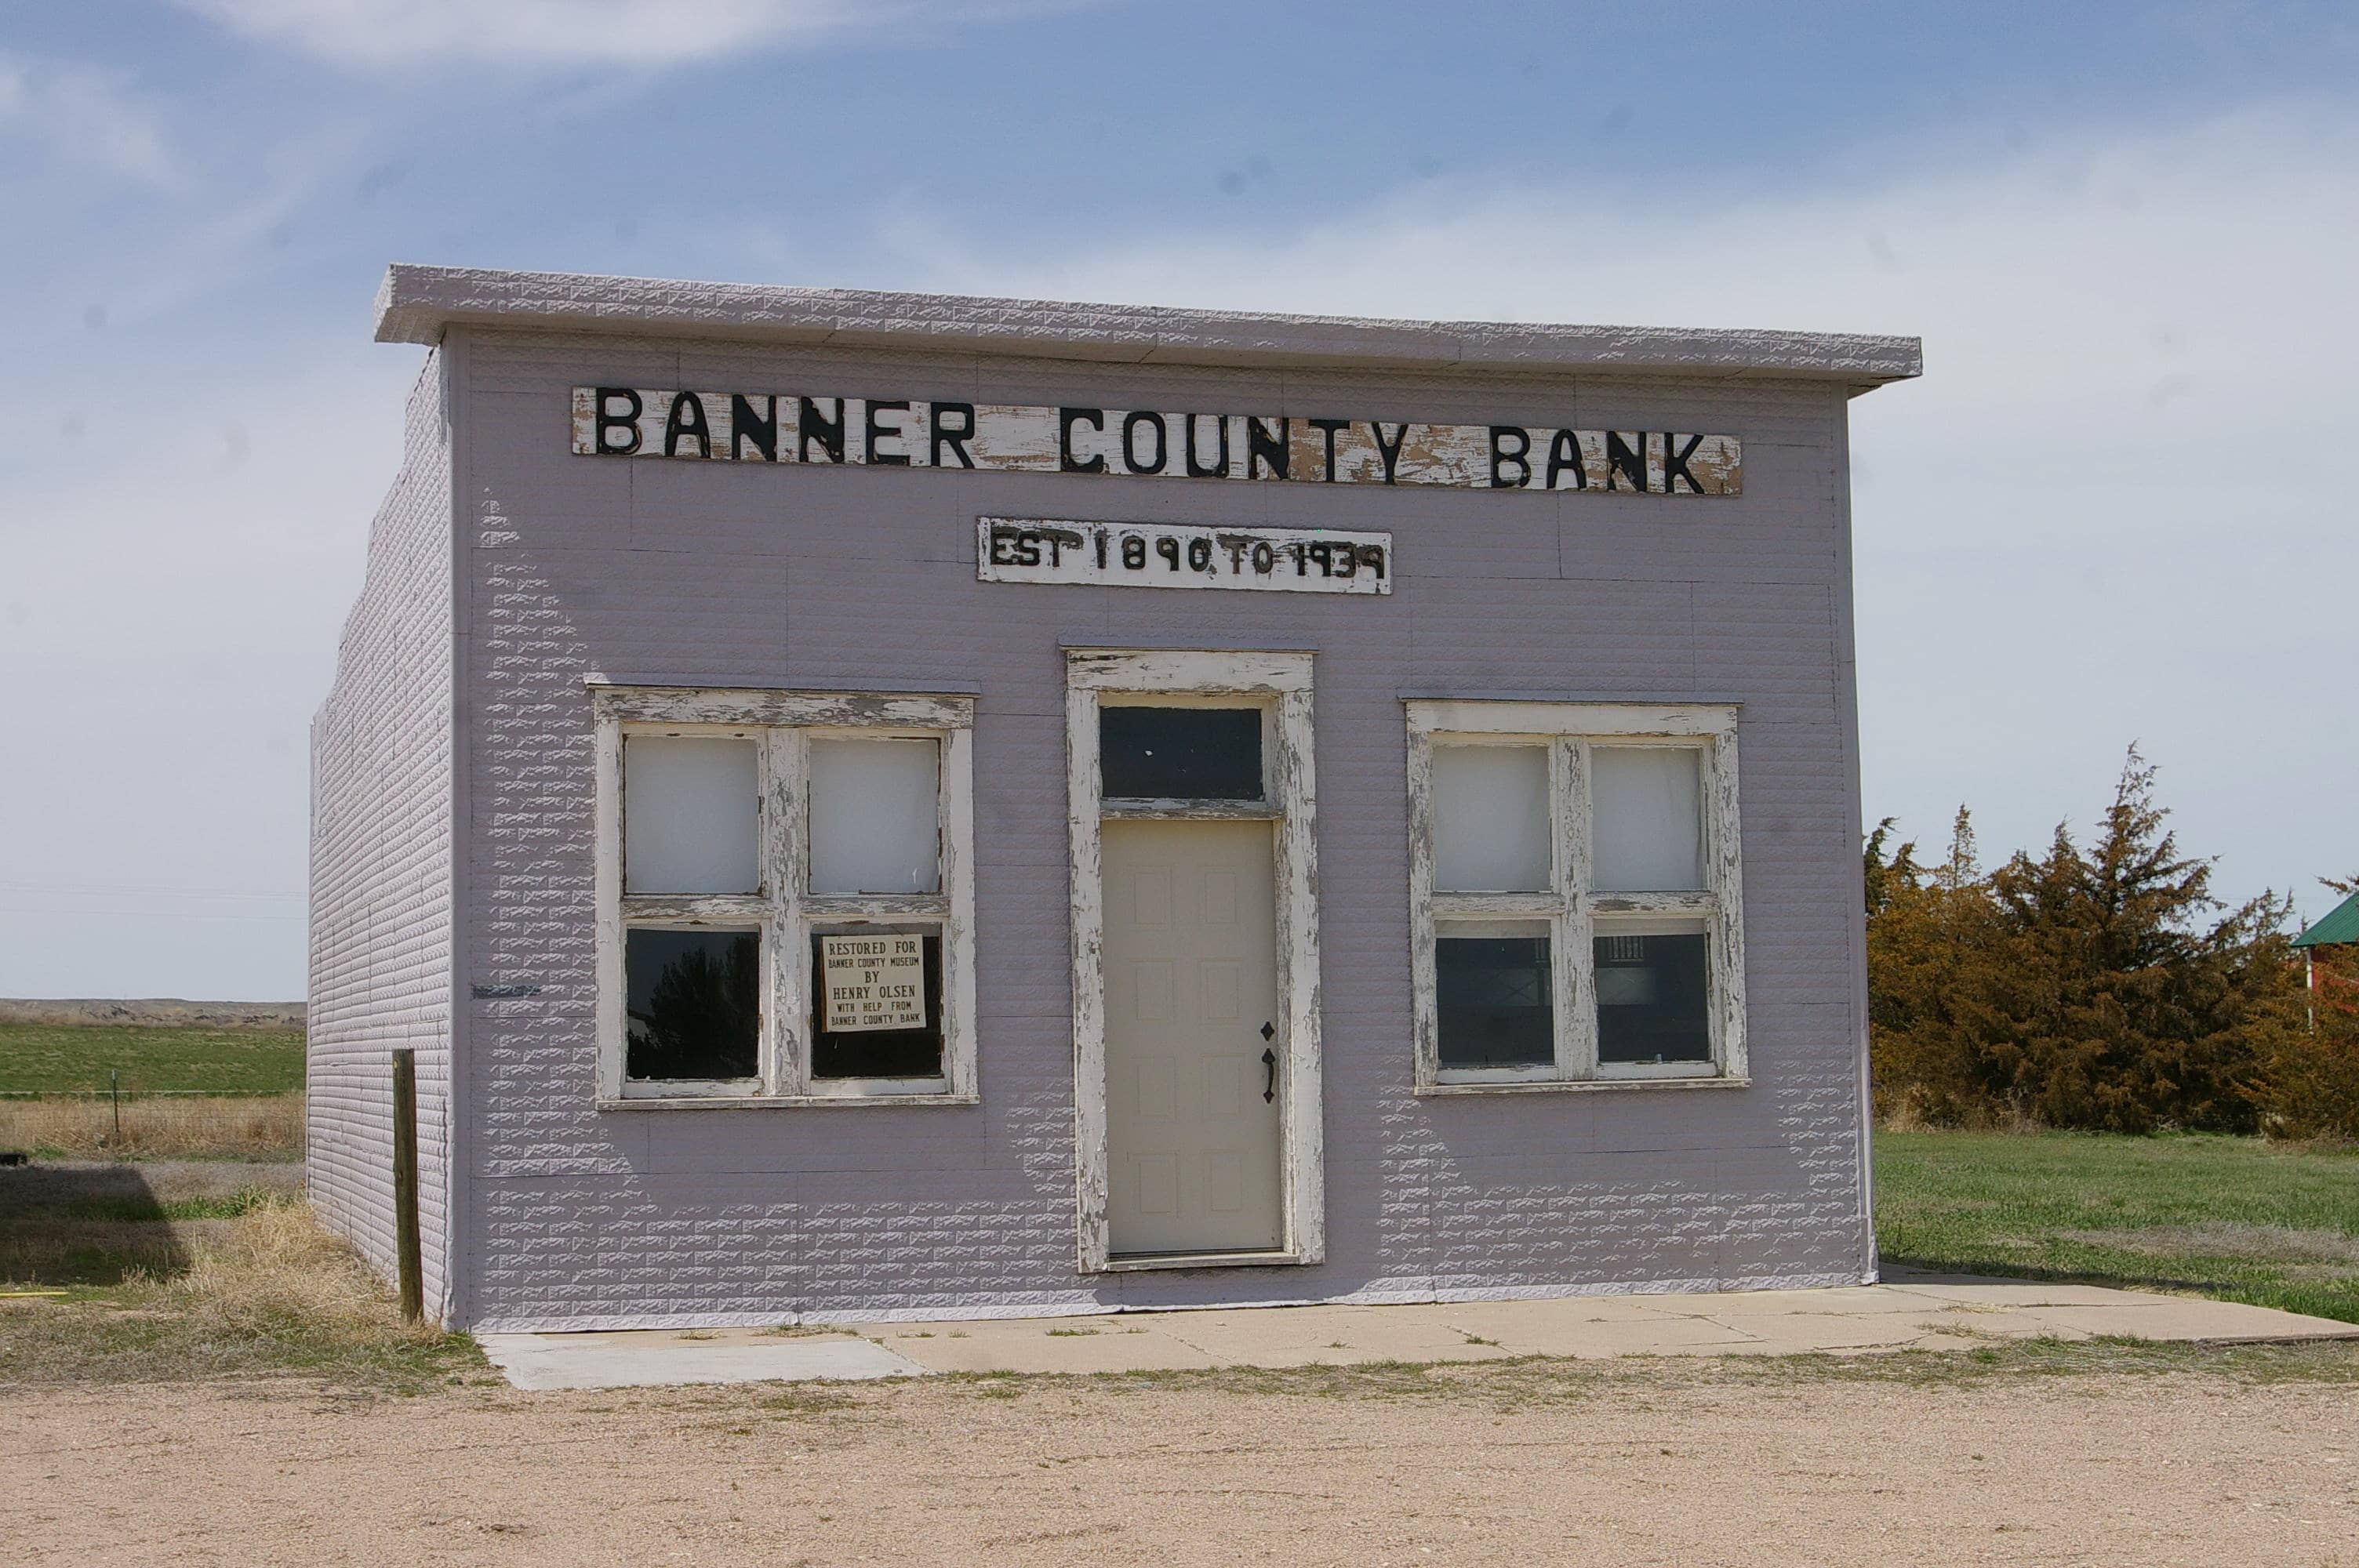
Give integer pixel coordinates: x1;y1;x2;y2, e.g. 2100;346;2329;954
1408;704;1744;1090
594;688;975;1105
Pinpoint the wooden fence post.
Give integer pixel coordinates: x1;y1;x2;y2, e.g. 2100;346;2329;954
391;1047;423;1323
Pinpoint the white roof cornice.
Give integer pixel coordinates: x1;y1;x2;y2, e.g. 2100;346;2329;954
374;263;1921;387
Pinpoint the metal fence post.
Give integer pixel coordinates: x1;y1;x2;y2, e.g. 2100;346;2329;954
391;1047;423;1323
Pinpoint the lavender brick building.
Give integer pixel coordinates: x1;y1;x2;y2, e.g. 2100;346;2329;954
309;264;1918;1330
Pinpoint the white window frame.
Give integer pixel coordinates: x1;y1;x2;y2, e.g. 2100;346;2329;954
1066;648;1325;1273
590;684;977;1108
1405;700;1748;1094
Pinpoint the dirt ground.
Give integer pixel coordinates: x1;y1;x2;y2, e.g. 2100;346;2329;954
6;1363;2356;1567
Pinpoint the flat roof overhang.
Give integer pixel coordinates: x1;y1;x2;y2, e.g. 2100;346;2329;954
373;264;1921;390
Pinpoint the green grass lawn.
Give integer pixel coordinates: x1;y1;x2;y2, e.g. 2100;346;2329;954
0;1022;304;1095
1875;1128;2359;1326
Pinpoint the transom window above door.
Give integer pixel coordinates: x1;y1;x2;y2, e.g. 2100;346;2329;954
1099;705;1264;801
590;684;977;1107
1405;701;1748;1092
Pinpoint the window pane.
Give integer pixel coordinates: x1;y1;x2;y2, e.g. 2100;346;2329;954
1591;746;1703;892
1594;928;1711;1064
810;927;944;1079
809;738;940;895
1433;745;1550;892
625;928;760;1080
1100;706;1261;800
623;736;759;895
1437;926;1554;1069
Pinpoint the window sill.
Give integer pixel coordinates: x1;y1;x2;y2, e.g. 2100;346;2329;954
597;1092;979;1111
1415;1075;1748;1097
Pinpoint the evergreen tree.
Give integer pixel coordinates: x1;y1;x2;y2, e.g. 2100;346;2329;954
2257;872;2359;1140
1864;747;2308;1134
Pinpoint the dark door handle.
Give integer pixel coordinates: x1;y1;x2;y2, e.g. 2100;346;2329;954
1260;1046;1277;1104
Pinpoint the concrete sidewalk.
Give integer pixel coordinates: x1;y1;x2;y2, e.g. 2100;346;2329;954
475;1275;2359;1391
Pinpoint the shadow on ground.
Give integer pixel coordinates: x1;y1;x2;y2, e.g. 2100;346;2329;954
0;1161;302;1287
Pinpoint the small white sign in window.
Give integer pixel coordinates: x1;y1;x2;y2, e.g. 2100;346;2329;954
820;934;927;1033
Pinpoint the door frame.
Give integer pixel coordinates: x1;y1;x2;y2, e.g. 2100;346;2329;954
1066;648;1325;1273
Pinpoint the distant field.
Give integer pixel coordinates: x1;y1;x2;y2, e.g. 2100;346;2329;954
1876;1128;2359;1326
0;1023;304;1096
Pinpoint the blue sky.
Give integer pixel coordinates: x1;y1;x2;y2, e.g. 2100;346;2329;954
3;1;2356;998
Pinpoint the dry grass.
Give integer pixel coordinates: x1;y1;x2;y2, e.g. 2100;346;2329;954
0;1163;478;1391
0;1092;302;1161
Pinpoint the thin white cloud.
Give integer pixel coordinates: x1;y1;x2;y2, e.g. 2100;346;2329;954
897;105;2359;915
0;53;188;191
172;0;1097;68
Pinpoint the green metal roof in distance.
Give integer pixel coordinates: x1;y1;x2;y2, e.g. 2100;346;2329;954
2294;891;2359;949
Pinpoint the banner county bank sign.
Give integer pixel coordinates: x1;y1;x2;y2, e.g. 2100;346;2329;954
572;387;1743;593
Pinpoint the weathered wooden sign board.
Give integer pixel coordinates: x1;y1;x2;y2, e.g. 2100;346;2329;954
572;388;1740;495
820;934;925;1033
978;517;1391;594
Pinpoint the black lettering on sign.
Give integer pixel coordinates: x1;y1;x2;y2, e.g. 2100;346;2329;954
1357;544;1387;579
730;394;778;463
1059;408;1107;474
1369;422;1412;485
1308;418;1350;481
1121;411;1167;475
1187;536;1213;572
663;393;712;459
1041;527;1084;565
1545;429;1586;490
595;388;643;455
1183;414;1230;478
1155;535;1181;570
986;526;1023;566
931;401;977;469
1663;433;1704;494
1121;535;1147;569
1605;430;1648;492
865;401;912;466
1246;416;1290;481
1488;426;1531;489
799;397;846;464
1252;540;1276;574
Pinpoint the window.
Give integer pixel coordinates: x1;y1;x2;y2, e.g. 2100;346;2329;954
1405;701;1747;1091
1099;705;1264;800
592;685;976;1105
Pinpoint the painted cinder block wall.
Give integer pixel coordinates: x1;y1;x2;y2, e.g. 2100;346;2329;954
423;314;1882;1331
308;351;457;1318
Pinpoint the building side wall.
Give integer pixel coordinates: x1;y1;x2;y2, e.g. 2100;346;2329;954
454;327;1873;1330
307;351;458;1319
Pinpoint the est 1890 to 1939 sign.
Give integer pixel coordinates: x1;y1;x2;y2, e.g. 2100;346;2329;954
977;517;1390;596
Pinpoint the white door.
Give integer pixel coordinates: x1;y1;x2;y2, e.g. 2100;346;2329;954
1102;818;1285;1256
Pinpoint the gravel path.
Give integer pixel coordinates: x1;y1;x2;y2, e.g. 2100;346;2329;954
5;1366;2356;1566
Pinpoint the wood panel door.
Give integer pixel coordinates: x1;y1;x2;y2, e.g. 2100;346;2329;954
1101;818;1284;1256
